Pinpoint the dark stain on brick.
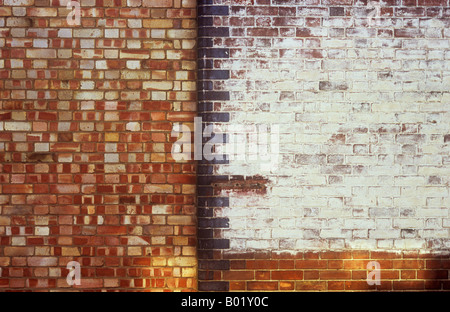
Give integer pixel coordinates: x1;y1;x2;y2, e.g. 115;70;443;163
211;175;269;194
295;154;327;165
319;81;348;91
58;133;73;142
428;176;441;184
330;7;345;16
27;153;55;163
0;112;12;121
401;229;417;238
198;281;229;292
374;125;400;133
444;134;450;143
300;49;325;58
198;5;229;16
353;103;371;113
3;206;32;215
119;196;136;204
329;134;346;144
378;71;393;80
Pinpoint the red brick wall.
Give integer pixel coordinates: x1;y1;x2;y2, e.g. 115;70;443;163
0;0;197;291
223;251;450;291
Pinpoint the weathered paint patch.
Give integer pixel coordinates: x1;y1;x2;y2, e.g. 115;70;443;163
212;175;269;195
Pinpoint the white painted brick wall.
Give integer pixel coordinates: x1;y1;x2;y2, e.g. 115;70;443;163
213;2;450;252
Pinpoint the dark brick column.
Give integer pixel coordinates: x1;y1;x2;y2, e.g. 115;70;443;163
197;1;232;292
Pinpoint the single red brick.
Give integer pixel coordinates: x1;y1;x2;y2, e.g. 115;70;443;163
441;260;450;269
247;28;278;37
418;0;447;5
247;281;278;291
0;279;9;287
167;174;196;184
223;271;254;280
401;270;416;280
279;260;295;269
74;278;103;289
351;270;367;280
393;281;425;290
393;260;424;269
3;184;33;194
394;29;423;38
96;268;116;277
230;260;246;270
230;281;245;291
296;281;326;291
27;257;57;267
295;260;327;269
397;8;426;18
343;260;370;269
402;251;420;259
97;226;127;235
246;260;278;270
381;270;400;280
303;252;319;259
255;271;271;280
321;251;352;259
303;270;319;280
352;251;370;259
327;281;345;290
280;281;295;290
328;260;343;269
10;279;26;288
254;251;272;259
345;281;375;291
370;251;401;259
424;281;442;290
271;270;303;280
426;260;442;269
417;270;448;280
320;270;351;280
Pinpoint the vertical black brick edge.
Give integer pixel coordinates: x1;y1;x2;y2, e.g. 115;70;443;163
197;1;231;292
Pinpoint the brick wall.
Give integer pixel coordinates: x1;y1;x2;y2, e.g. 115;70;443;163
0;0;197;291
1;0;450;292
197;0;450;291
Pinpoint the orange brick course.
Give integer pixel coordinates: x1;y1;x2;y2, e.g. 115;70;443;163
221;251;450;291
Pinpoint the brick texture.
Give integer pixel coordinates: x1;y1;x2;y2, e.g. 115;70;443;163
1;0;450;292
223;251;450;291
0;0;197;291
196;0;450;291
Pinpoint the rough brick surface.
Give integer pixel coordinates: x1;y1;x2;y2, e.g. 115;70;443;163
197;0;450;291
0;1;197;291
1;0;450;292
203;0;450;253
222;251;450;291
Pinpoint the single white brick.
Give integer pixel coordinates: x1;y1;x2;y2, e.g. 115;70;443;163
4;122;31;131
105;29;119;38
394;239;426;249
104;153;119;163
34;143;49;152
35;227;49;236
